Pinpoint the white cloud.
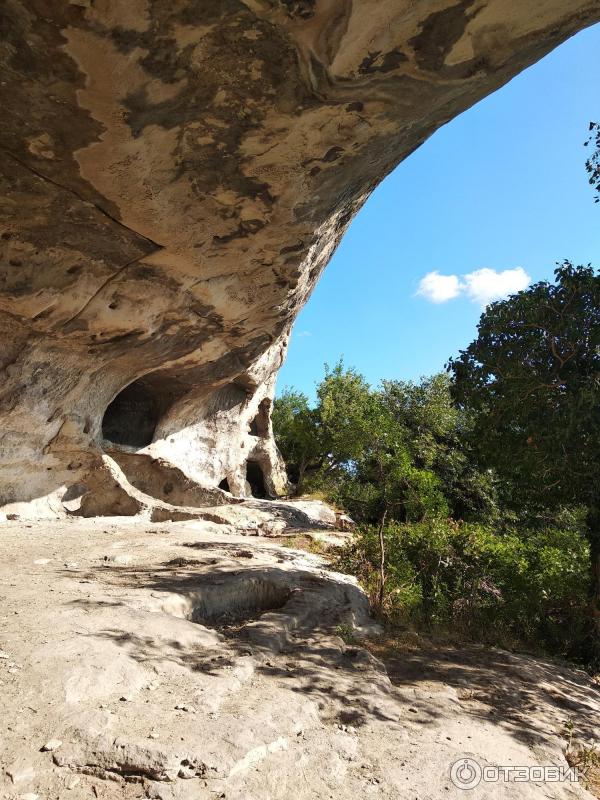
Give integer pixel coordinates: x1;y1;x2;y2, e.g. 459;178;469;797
416;267;531;307
295;329;312;338
416;271;462;303
462;267;530;306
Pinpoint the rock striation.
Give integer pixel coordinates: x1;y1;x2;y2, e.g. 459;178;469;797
1;1;599;516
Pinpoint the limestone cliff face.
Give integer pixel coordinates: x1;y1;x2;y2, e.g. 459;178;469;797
1;1;598;515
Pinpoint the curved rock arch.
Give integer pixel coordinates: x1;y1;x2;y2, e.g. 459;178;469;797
1;0;599;515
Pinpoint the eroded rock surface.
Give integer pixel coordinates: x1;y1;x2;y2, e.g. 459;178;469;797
1;519;599;799
1;1;599;514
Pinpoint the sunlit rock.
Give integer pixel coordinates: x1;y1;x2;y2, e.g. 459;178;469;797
1;0;598;516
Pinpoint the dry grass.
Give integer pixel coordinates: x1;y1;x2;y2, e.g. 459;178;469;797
275;533;330;556
567;746;600;797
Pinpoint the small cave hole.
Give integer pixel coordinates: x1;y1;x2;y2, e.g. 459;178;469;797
249;398;270;438
246;460;268;499
61;483;89;512
218;477;231;493
102;379;162;448
62;483;88;503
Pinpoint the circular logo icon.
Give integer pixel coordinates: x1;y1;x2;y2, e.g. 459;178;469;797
450;758;482;790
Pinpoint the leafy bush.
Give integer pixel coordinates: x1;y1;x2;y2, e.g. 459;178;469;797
335;519;591;659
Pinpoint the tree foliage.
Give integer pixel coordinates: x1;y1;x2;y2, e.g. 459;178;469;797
337;519;590;657
449;262;600;510
381;375;497;522
585;121;600;203
270;389;320;495
448;262;600;658
274;352;595;664
274;365;495;525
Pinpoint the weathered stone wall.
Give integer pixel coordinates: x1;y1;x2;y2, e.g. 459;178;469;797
1;1;599;516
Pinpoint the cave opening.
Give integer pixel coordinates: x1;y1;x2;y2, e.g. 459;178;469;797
218;477;231;493
249;398;270;438
246;460;268;499
102;379;162;448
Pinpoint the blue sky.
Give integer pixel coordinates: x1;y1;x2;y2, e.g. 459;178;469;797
277;22;600;399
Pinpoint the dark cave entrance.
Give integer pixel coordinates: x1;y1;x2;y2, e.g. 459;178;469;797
246;460;268;499
102;379;162;448
218;477;231;493
249;399;270;438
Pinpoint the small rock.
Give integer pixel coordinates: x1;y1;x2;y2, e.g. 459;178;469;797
260;520;286;536
408;707;418;713
336;513;356;531
102;554;133;565
177;759;201;780
174;704;196;713
41;738;62;752
148;731;160;739
19;794;39;800
7;762;35;784
119;695;133;702
33;558;51;565
0;650;9;659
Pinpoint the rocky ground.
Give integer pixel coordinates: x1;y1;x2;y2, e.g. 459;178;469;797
1;516;599;800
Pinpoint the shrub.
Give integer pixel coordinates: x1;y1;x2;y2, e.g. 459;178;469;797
335;519;590;659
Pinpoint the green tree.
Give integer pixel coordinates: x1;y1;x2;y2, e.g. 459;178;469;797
271;389;321;495
335;390;449;526
273;362;376;495
334;390;447;606
448;262;600;655
323;374;456;606
317;361;374;472
381;375;498;522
